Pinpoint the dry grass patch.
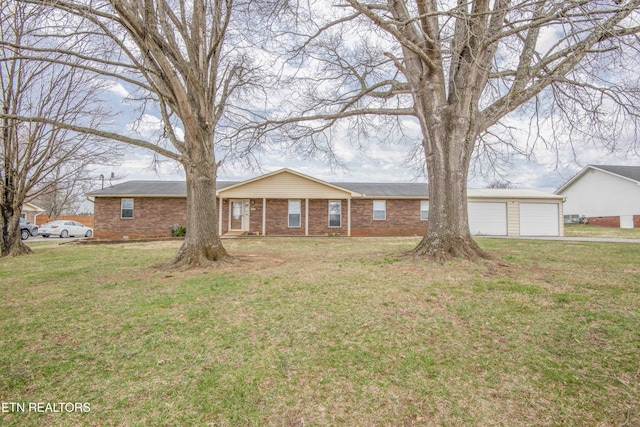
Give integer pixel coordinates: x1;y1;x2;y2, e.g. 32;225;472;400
565;224;640;239
1;237;639;426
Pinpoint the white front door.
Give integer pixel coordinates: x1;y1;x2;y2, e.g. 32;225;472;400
230;200;250;231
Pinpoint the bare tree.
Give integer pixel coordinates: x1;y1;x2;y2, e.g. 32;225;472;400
1;1;116;257
268;0;640;261
486;181;516;190
7;0;273;267
35;169;94;219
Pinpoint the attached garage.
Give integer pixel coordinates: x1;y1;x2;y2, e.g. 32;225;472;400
467;189;565;237
519;203;560;236
468;202;507;236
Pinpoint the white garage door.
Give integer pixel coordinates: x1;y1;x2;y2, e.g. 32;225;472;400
468;202;507;236
520;203;559;236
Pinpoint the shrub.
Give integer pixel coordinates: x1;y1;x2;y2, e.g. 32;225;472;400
171;224;187;237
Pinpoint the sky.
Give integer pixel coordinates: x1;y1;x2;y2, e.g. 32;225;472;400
99;85;640;194
90;8;640;198
100;82;639;196
102;127;639;195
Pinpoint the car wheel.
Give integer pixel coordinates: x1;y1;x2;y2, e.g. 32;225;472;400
85;230;93;238
43;235;49;238
21;229;30;240
31;227;38;236
60;230;69;238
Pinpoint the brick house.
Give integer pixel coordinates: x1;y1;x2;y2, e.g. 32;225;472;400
20;202;44;224
87;168;564;239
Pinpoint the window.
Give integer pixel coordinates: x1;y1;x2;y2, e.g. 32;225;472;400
420;201;429;220
121;198;134;218
288;200;301;228
373;200;386;220
328;201;341;227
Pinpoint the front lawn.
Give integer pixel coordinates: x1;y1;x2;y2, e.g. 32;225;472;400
1;237;638;426
565;223;640;239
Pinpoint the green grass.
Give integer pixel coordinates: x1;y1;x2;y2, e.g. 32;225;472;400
565;223;640;238
1;237;639;426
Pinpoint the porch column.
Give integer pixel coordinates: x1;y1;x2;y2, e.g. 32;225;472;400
262;198;266;236
347;198;351;237
218;197;223;236
305;198;309;236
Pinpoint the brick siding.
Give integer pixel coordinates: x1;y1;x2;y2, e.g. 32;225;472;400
21;211;39;224
350;199;428;237
95;196;431;239
94;197;187;239
586;216;620;228
263;199;306;235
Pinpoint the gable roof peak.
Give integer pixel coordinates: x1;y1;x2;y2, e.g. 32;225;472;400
556;164;640;194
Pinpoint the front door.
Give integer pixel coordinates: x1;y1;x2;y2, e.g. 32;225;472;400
230;199;250;231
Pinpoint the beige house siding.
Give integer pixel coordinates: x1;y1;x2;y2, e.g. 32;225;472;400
558;201;565;236
219;170;355;199
507;200;520;237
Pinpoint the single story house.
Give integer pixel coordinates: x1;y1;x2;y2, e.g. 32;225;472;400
20;202;44;224
86;168;564;239
555;164;640;228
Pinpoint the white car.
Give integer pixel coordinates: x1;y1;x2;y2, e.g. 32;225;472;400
39;220;93;238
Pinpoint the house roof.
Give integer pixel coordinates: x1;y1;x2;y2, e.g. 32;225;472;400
555;164;640;194
87;180;239;197
468;188;563;199
332;182;428;197
592;165;640;182
88;178;430;198
21;202;44;212
87;169;559;200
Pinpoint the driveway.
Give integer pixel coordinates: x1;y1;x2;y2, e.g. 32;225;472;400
24;235;91;245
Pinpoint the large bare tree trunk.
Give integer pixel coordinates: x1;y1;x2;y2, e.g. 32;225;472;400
402;44;489;261
412;138;487;262
166;142;228;268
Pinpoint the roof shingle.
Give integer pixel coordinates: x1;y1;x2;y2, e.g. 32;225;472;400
593;165;640;183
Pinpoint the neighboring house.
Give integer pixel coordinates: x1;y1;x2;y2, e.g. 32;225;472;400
20;202;44;224
555;165;640;228
86;168;564;239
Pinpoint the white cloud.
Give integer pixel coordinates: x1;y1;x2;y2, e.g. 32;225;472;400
105;81;130;98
